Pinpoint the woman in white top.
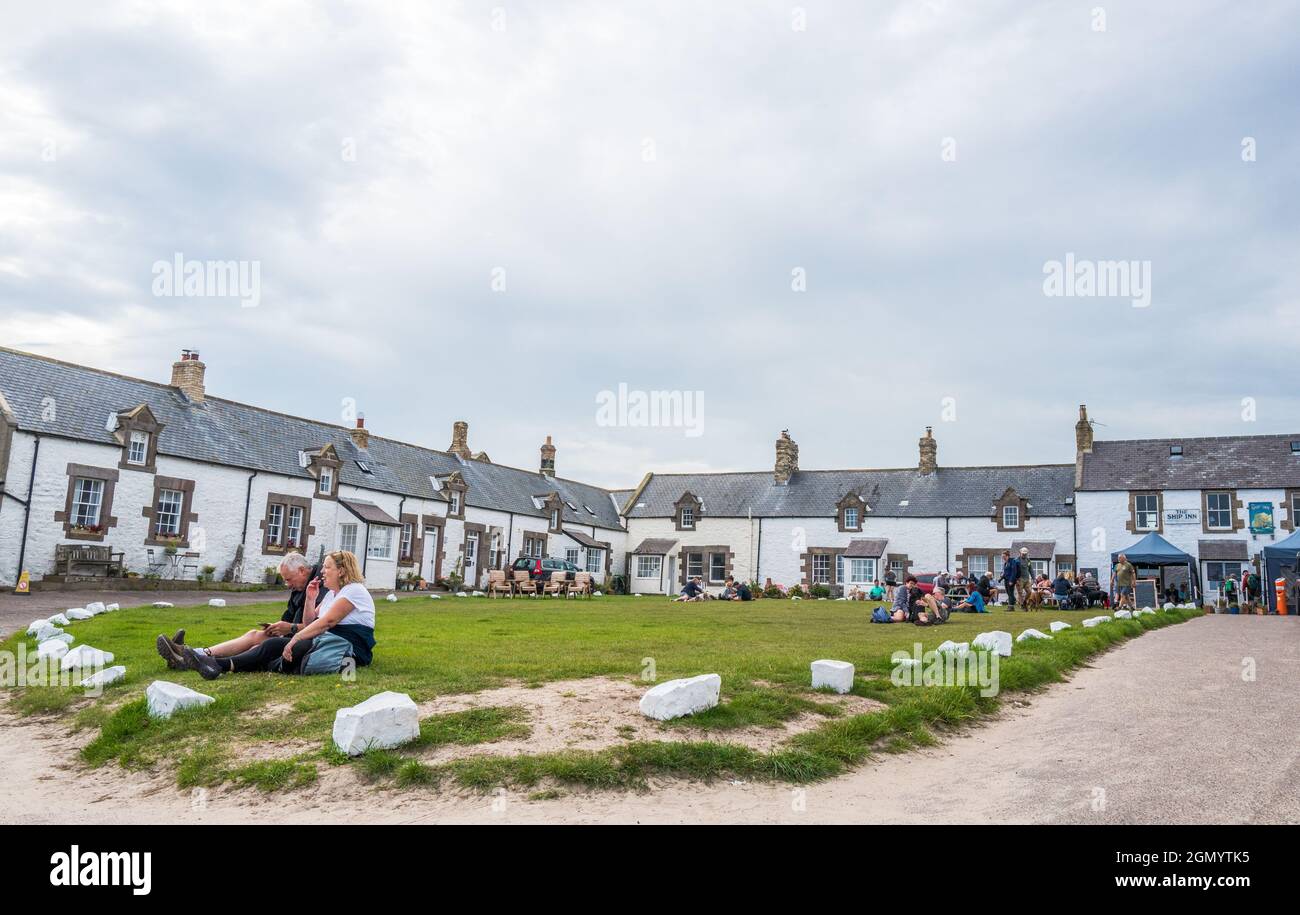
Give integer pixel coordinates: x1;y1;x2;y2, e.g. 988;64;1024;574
282;550;377;668
185;550;377;679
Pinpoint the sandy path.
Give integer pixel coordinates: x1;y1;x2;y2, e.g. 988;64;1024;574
3;614;1296;824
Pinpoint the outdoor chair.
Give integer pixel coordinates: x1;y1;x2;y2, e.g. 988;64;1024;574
542;570;568;597
570;572;593;598
487;569;512;598
512;570;535;596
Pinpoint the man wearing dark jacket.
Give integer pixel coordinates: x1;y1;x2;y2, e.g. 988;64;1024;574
999;550;1020;610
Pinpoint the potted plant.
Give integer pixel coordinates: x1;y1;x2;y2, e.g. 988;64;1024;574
263;566;278;586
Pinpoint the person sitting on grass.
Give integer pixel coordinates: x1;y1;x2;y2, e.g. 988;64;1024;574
890;575;919;622
912;587;951;625
719;576;738;600
954;587;987;613
180;550;376;679
732;580;753;601
674;576;706;602
155;551;320;671
868;580;885;602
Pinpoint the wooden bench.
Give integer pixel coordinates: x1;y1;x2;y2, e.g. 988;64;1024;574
54;543;125;578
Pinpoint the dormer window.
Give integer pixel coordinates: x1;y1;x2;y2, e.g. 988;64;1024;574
318;467;334;495
673;492;702;531
551;508;560;529
837;492;866;532
1003;505;1020;528
993;487;1028;532
128;431;149;465
450;491;462;515
844;507;859;529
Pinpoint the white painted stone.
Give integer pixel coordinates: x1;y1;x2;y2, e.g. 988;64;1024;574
385;593;397;602
84;601;107;615
146;680;215;719
639;674;722;721
811;659;855;694
81;666;126;689
471;591;486;597
454;592;468;597
26;619;52;636
894;657;922;669
36;640;69;661
427;594;442;600
936;640;970;656
1161;603;1173;610
1016;628;1052;642
593;591;603;597
208;598;227;607
1113;609;1133;619
152;602;174;608
1049;621;1072;633
46;613;71;626
331;691;420;756
60;644;115;671
104;603;120;612
972;630;1013;657
65;608;93;620
37;629;73;645
1082;615;1113;628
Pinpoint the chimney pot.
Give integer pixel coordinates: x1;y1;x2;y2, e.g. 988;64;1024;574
918;426;938;474
349;412;371;450
170;350;206;404
448;420;472;459
774;430;799;484
540;435;557;476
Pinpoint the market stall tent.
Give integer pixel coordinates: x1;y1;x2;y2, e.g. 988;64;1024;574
1111;532;1200;603
1261;529;1300;612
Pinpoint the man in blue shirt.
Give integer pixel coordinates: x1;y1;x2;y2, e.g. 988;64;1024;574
955;589;987;613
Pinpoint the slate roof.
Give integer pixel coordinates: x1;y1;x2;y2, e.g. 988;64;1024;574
1197;539;1248;561
562;528;605;548
340;499;400;526
844;538;888;558
0;347;625;532
624;466;1076;519
1010;540;1057;560
1079;436;1300;491
632;538;678;554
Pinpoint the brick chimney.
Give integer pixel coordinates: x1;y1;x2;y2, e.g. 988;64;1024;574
774;430;799;485
1075;404;1093;454
540;435;556;476
448;420;472;460
170;349;206;404
918;426;937;475
349;414;370;450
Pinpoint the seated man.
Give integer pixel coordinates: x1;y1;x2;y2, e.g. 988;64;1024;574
673;576;706;602
155;552;320;671
913;587;951;625
954;587;987;613
890;575;919;622
868;580;885;602
732;579;753;601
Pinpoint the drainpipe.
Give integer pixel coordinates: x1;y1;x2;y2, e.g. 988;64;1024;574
944;516;950;572
15;434;39;586
240;471;258;551
506;511;514;564
756;517;763;584
362;524;371;575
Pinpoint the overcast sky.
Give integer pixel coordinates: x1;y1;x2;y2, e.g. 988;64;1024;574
1;1;1297;487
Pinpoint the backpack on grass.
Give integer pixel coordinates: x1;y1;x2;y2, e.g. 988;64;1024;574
871;607;892;624
299;631;356;675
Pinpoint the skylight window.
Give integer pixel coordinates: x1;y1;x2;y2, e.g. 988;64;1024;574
1291;441;1300;454
355;460;372;474
1169;445;1183;458
584;505;596;515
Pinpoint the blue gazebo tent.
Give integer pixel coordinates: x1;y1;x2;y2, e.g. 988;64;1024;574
1111;532;1200;603
1261;529;1300;612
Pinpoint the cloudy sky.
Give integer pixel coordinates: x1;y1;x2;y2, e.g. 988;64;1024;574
1;1;1296;487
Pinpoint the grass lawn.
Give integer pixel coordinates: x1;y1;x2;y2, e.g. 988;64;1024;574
1;594;1201;793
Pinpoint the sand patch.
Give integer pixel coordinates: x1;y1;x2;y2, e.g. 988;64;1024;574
410;676;885;763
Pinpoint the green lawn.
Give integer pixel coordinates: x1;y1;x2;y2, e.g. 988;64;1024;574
2;594;1201;793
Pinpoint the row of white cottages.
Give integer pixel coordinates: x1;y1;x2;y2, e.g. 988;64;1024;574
1;347;1298;601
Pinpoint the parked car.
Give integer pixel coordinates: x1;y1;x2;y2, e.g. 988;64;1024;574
912;572;940;594
511;557;580;582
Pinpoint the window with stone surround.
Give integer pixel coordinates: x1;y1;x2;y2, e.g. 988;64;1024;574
1205;491;1232;530
127;431;149;466
55;464;120;541
674;492;702;531
114;404;163;473
260;493;313;554
142;478;199;547
1132;492;1161;532
993;487;1028;532
636;555;661;578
